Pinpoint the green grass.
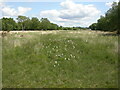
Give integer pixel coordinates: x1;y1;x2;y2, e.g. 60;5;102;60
2;30;118;88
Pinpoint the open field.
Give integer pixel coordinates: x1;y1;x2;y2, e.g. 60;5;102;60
1;30;118;88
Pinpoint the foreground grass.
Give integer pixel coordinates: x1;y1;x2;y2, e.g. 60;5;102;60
2;30;118;88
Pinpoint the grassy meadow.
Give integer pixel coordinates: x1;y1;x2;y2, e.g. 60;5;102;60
2;30;118;88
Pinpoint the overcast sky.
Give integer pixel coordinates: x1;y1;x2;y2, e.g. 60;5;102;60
0;0;118;27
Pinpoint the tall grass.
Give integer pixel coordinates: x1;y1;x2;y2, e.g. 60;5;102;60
2;30;118;88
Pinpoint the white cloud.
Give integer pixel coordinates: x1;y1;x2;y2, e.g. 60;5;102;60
18;7;32;15
1;3;32;17
106;0;119;7
40;0;101;27
106;2;113;7
2;6;17;16
0;0;4;2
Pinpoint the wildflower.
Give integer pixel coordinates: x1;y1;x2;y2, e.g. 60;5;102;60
70;54;72;57
73;56;75;58
55;61;57;64
68;58;70;60
73;46;75;49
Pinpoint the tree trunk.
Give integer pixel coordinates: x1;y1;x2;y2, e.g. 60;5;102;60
22;24;24;31
117;30;120;34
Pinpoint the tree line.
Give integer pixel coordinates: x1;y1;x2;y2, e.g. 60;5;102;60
0;16;86;31
89;1;120;34
1;16;59;31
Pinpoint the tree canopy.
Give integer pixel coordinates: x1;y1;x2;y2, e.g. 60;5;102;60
1;17;17;31
1;16;59;31
89;1;120;34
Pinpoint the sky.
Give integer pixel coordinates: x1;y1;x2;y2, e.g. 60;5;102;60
0;0;119;27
